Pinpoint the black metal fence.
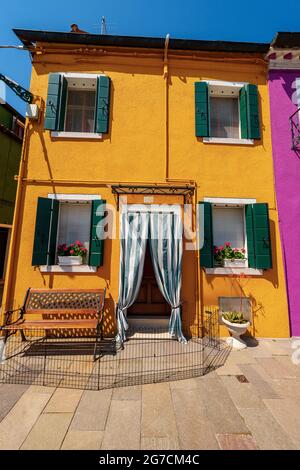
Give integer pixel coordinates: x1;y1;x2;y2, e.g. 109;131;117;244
290;108;300;151
0;308;228;390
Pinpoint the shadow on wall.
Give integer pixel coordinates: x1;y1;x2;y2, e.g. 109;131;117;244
264;218;279;288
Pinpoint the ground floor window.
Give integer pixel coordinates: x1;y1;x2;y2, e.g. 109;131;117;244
199;198;272;270
212;206;247;267
57;203;91;264
31;195;106;268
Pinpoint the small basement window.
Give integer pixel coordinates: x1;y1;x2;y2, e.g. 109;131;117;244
219;296;252;322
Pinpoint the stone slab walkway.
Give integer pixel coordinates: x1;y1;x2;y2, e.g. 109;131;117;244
0;338;300;450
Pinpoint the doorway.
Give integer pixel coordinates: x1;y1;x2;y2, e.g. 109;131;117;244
0;227;9;280
127;241;170;316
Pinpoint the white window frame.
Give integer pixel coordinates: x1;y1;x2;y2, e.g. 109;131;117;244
203;197;263;276
50;73;105;140
40;194;101;273
203;80;254;146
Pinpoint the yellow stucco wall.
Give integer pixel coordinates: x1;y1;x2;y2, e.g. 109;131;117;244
3;45;290;338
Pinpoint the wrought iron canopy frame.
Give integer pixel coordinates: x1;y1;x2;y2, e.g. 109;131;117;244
289;108;300;151
111;184;195;209
0;73;33;104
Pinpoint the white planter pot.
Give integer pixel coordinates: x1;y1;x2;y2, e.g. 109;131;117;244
223;258;247;268
222;317;250;350
58;256;83;266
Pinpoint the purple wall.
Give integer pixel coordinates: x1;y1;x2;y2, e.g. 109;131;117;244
269;70;300;336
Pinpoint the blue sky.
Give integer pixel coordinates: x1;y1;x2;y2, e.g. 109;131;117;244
1;0;300;114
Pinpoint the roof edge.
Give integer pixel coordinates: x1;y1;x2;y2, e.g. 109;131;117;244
13;28;270;54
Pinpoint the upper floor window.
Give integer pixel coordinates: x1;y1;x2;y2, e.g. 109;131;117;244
44;73;110;138
65;89;96;133
195;80;261;144
210;97;240;139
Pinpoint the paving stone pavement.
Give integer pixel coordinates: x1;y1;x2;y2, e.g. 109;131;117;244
0;338;300;450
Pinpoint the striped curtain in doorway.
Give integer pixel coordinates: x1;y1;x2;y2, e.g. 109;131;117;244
149;212;187;343
116;211;149;344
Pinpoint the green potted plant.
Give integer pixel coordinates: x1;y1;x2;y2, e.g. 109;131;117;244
57;241;88;266
214;242;247;268
221;310;250;349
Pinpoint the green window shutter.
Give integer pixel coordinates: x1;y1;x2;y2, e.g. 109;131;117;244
199;201;213;268
246;84;260;140
32;197;59;266
44;73;62;130
195;82;209;137
245;204;255;268
89;199;106;267
252;203;272;269
95;76;110;134
58;75;68;131
245;203;272;269
239;86;248;139
239;84;260;140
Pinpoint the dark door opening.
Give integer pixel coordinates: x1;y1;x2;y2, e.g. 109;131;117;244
0;228;9;280
128;242;170;316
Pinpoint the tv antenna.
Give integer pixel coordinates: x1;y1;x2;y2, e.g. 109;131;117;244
101;16;107;35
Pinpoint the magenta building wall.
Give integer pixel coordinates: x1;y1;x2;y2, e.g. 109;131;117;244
269;70;300;336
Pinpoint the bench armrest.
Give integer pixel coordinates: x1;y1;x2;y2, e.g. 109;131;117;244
2;307;24;327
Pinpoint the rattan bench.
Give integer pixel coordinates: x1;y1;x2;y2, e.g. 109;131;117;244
1;288;106;360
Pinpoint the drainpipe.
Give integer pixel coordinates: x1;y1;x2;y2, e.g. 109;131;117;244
162;34;202;335
164;34;170;180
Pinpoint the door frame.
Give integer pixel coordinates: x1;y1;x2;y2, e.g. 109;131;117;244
121;203;182;216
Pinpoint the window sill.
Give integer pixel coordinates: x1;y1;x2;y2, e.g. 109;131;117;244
205;267;263;276
40;265;97;273
203;137;254;145
51;131;103;140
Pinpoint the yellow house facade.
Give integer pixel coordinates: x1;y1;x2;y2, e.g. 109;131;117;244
2;29;290;339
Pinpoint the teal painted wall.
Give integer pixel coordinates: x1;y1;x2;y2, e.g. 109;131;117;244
0;106;13;129
0;105;23;225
